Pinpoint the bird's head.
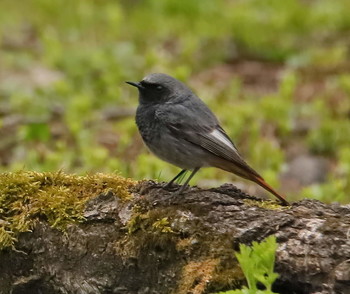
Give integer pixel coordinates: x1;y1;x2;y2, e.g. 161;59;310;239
126;73;189;104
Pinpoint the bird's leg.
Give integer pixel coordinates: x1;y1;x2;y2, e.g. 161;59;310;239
164;169;187;189
175;167;200;195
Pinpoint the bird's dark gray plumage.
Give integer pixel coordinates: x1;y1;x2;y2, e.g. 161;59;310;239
126;73;288;205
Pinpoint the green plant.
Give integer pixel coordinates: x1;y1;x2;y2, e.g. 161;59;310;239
217;235;279;294
0;0;350;203
0;171;135;250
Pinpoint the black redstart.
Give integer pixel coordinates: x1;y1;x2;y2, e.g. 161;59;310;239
126;73;289;205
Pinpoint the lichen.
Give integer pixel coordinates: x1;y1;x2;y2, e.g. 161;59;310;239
0;170;135;250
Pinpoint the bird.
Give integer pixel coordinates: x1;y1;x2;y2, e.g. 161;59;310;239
126;73;289;205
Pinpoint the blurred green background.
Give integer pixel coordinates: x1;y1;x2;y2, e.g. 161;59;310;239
0;0;349;203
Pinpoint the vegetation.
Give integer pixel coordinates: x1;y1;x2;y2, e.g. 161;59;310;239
0;0;349;203
217;235;279;294
0;171;134;249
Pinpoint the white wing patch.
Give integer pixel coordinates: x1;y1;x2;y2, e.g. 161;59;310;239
210;129;237;151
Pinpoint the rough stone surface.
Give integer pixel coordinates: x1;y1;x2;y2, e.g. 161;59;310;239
0;181;349;294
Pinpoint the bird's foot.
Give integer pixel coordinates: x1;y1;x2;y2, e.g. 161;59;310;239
151;184;192;206
173;184;190;195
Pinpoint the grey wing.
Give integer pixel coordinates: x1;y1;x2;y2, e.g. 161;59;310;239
156;101;252;170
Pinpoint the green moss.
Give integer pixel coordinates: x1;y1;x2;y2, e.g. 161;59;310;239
122;199;246;293
127;208;175;235
0;170;135;250
175;255;243;294
117;209;177;264
127;212;150;234
243;199;289;210
175;258;220;294
118;205;179;266
211;267;243;293
152;217;174;233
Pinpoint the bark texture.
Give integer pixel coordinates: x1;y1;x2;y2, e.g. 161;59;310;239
0;181;349;294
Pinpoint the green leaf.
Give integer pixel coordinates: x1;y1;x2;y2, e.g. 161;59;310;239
219;235;280;294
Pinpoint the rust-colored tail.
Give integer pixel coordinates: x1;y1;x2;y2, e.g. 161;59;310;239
214;156;289;205
253;176;289;206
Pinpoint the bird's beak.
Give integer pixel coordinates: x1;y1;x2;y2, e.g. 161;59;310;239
126;81;142;89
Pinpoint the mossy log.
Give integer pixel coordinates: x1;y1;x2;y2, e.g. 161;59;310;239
0;178;349;294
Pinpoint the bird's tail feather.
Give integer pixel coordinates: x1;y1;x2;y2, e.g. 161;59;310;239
252;176;289;206
214;158;289;205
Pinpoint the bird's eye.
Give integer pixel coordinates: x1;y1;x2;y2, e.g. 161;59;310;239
156;85;163;91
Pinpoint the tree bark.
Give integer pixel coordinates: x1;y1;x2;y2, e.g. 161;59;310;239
0;181;349;294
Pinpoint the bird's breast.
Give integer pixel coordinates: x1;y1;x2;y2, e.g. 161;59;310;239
135;105;161;144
